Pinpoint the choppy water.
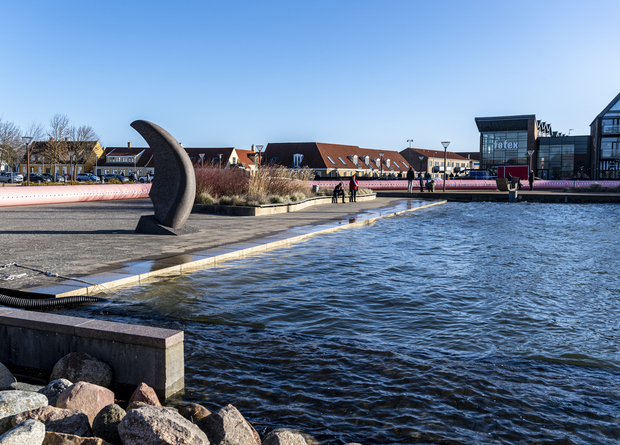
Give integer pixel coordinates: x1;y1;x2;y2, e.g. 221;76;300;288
57;201;620;444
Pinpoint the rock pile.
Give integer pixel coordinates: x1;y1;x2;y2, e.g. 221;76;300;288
0;353;356;445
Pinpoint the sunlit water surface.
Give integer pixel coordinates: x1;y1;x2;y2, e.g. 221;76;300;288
57;201;620;444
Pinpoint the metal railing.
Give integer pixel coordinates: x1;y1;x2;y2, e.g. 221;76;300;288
602;126;620;134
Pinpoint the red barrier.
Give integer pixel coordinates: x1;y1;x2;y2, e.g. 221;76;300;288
0;184;151;207
311;180;620;191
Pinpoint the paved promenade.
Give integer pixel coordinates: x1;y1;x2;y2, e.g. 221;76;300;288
0;197;443;296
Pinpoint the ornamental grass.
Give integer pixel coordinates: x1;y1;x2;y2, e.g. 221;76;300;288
194;165;314;206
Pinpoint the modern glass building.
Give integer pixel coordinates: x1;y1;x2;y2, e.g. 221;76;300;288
591;92;620;179
536;136;591;180
476;92;620;180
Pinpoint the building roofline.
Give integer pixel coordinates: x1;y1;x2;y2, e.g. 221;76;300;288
475;115;536;122
591;91;620;125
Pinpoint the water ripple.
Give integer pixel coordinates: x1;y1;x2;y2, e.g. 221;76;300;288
55;202;620;444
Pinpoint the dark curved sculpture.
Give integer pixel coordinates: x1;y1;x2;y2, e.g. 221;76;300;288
131;120;198;235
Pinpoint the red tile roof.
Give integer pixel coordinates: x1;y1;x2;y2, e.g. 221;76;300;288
264;142;413;171
403;148;469;160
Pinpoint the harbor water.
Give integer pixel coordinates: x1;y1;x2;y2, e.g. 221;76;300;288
57;201;620;444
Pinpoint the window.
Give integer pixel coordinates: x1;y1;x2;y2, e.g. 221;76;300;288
337;157;346;165
402;161;408;168
232;157;237;164
270;157;277;164
327;156;336;164
293;153;304;167
601;138;620;159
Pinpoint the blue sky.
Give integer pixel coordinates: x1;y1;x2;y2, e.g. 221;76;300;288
1;0;618;153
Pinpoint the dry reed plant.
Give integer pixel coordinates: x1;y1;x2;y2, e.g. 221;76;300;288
194;165;315;206
195;167;250;199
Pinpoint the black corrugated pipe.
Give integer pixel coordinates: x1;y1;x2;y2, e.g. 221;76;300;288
0;286;107;309
0;292;106;309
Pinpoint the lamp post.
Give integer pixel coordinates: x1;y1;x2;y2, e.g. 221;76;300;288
218;154;223;168
527;149;534;175
407;139;414;165
255;145;264;169
441;141;450;192
379;152;385;178
419;155;424;176
22;136;33;186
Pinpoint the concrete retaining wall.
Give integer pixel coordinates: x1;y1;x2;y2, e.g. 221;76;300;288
193;193;376;216
0;308;183;400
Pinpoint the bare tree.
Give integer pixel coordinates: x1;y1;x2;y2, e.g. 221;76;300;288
24;121;45;142
0;118;22;171
46;113;71;175
70;124;99;179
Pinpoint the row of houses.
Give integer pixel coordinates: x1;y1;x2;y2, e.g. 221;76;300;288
4;139;480;179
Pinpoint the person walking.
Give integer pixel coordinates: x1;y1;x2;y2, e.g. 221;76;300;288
528;170;534;191
349;174;359;202
419;173;424;192
406;167;414;193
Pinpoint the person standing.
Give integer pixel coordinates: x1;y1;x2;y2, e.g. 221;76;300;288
419;173;424;192
406;167;414;192
349;174;359;202
528;170;534;191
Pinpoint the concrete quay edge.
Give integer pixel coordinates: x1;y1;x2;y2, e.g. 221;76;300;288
31;199;447;298
377;190;620;203
0;309;183;349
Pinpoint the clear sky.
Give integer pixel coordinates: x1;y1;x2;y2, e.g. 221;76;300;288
1;0;618;153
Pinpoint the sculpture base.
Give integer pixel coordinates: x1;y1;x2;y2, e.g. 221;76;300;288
135;215;199;236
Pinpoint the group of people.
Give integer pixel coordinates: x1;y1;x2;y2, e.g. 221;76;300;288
406;167;537;192
406;168;435;192
332;175;359;203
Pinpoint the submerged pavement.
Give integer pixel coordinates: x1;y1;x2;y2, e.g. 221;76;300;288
0;197;444;296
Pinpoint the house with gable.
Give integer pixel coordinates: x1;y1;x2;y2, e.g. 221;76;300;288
263;142;412;178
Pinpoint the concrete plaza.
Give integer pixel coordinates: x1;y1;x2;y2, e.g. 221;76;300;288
0;197;441;295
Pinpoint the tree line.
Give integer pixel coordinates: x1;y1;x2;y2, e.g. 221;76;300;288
0;113;99;172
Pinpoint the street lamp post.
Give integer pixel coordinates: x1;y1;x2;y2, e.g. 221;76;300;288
527;149;535;175
218;154;223;168
419;155;425;176
379;152;385;178
441;141;450;192
407;139;414;165
22;136;33;186
255;145;264;169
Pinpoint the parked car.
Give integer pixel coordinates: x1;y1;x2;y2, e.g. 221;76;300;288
76;173;101;182
41;173;65;183
138;174;154;183
0;172;23;183
102;174;130;183
28;173;51;183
